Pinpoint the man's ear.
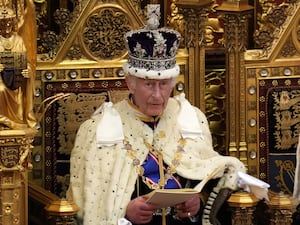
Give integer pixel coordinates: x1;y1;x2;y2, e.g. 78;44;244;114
125;75;135;94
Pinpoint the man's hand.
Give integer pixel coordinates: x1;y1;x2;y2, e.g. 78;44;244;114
174;193;200;219
125;196;158;224
0;64;4;72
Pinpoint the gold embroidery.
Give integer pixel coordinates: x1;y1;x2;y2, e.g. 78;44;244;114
158;131;166;138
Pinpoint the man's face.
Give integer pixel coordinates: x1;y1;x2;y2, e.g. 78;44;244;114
126;76;174;116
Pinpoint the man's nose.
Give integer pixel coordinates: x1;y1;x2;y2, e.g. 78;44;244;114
152;83;162;97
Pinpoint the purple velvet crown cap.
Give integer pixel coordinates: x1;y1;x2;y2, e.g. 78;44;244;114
123;4;181;79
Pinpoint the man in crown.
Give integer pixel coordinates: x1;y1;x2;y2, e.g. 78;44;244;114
67;4;265;225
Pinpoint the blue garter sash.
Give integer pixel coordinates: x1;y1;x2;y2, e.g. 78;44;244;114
142;153;181;189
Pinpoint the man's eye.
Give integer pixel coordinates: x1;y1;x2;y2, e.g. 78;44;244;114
161;81;171;86
145;82;153;87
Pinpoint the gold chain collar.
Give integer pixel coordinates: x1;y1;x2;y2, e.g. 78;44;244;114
123;135;187;190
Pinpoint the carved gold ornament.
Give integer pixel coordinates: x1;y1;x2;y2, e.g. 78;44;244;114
81;7;131;60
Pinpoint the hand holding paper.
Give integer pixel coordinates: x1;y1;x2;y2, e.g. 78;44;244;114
145;188;199;209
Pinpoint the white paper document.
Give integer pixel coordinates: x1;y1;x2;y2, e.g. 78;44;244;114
145;188;199;208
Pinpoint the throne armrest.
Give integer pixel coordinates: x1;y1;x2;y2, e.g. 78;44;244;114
28;181;79;225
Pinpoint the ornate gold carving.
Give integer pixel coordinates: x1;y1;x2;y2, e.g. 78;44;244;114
0;3;37;130
281;37;297;57
267;193;295;225
205;69;226;154
81;7;131;60
125;0;146;19
176;1;214;49
178;7;210;48
0;129;35;171
264;4;288;29
206;18;224;47
254;2;298;57
227;191;259;225
167;0;185;45
223;13;250;53
0;129;35;225
168;0;224;48
0;146;19;169
66;45;82;60
37;0;145;60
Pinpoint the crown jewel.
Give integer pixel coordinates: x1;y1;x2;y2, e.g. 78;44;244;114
123;4;181;79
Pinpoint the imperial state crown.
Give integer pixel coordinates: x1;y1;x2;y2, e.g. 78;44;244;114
123;4;181;80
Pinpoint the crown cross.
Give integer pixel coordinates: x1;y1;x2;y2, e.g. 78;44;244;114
146;4;160;30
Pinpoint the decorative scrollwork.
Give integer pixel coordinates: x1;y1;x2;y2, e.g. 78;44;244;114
53;8;71;35
253;26;274;50
66;45;82;60
224;14;237;52
223;13;251;53
265;4;288;29
178;7;210;48
185;11;197;48
254;2;296;56
167;0;185;46
205;69;226;154
281;37;297;57
39;30;58;57
81;7;131;60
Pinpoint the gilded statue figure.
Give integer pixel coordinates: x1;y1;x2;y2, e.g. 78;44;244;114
0;6;36;130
